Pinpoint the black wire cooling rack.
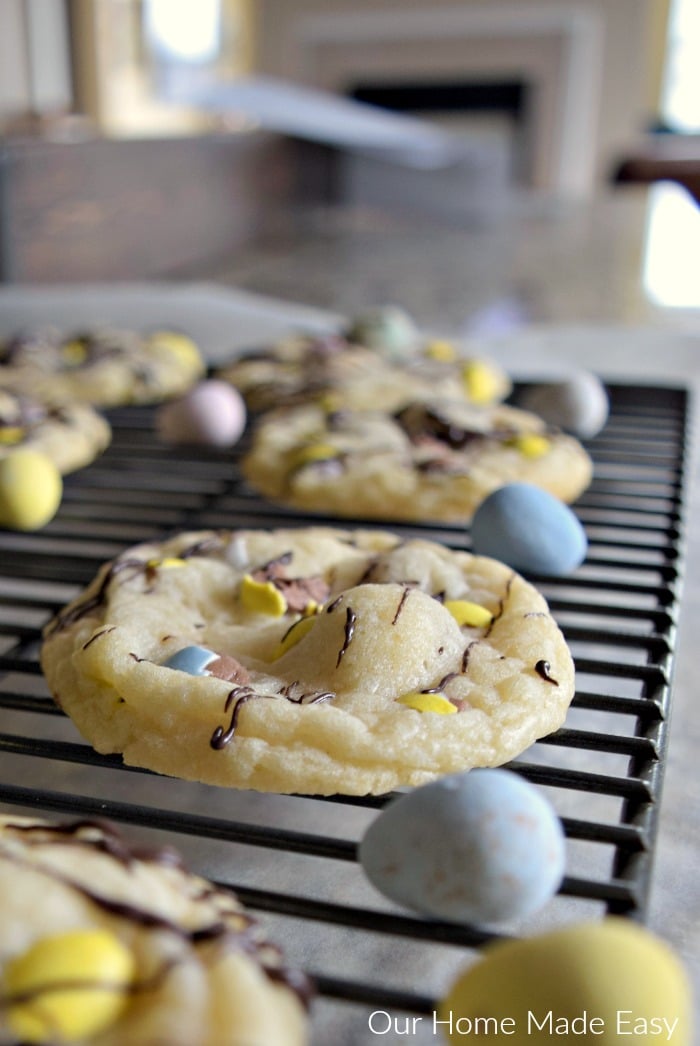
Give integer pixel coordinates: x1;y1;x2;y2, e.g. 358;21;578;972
0;381;691;1044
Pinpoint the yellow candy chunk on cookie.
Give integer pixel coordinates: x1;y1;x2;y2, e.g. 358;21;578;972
511;433;551;458
272;615;318;659
462;361;501;405
425;339;457;362
146;556;185;570
317;392;343;412
240;574;287;616
6;929;134;1043
398;692;457;715
0;449;62;531
444;599;493;628
61;339;89;365
289;443;340;470
148;331;202;370
0;426;25;445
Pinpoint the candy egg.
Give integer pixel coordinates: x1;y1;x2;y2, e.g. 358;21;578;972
6;928;134;1043
359;769;565;924
471;483;587;576
518;372;609;438
0;448;62;531
345;305;419;359
438;919;692;1044
162;645;218;675
156;380;246;447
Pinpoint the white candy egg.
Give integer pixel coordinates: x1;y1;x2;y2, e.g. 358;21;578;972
156;381;246;447
518;372;609;438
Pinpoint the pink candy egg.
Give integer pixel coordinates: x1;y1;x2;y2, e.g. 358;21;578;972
156;381;246;447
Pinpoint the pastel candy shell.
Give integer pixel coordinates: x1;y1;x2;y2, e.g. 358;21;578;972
156;381;246;447
439;919;693;1045
0;449;62;531
162;645;218;675
359;768;566;924
471;483;587;576
519;372;609;438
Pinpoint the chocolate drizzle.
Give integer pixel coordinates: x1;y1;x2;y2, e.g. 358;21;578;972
81;625;116;650
210;683;334;750
420;672;459;695
484;573;515;638
210;687;261;749
45;557;149;635
391;585;414;625
461;640;479;673
336;607;357;667
46;537;228;637
535;659;559;685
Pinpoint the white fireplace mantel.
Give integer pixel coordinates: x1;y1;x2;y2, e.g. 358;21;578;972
254;0;652;198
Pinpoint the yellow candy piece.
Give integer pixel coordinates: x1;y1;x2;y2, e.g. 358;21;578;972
0;426;25;445
6;928;135;1044
145;556;185;570
444;600;493;628
0;449;62;531
398;692;458;715
61;339;88;365
317;392;343;413
272;615;317;658
462;360;501;405
148;331;202;371
240;574;287;617
424;338;457;362
289;443;340;471
439;919;692;1045
511;433;551;458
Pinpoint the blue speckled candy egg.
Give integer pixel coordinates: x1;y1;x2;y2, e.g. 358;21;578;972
359;769;565;925
162;645;217;675
471;483;587;576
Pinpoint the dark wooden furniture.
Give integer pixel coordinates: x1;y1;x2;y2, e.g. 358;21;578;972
612;134;700;206
0;131;298;282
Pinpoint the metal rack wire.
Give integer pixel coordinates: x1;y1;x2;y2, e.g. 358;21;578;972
0;381;691;1043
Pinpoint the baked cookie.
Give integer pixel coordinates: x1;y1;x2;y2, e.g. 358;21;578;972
242;399;593;523
217;332;510;413
0;327;205;406
41;527;575;795
0;390;111;474
0;815;309;1045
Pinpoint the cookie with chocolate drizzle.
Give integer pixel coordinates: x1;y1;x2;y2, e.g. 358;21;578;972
0;815;309;1045
41;527;575;795
242;397;592;523
0;327;204;406
0;389;111;473
217;330;511;414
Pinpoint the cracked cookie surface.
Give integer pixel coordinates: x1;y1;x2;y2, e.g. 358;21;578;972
41;528;575;796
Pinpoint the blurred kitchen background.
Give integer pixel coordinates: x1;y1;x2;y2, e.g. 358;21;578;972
0;0;698;294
